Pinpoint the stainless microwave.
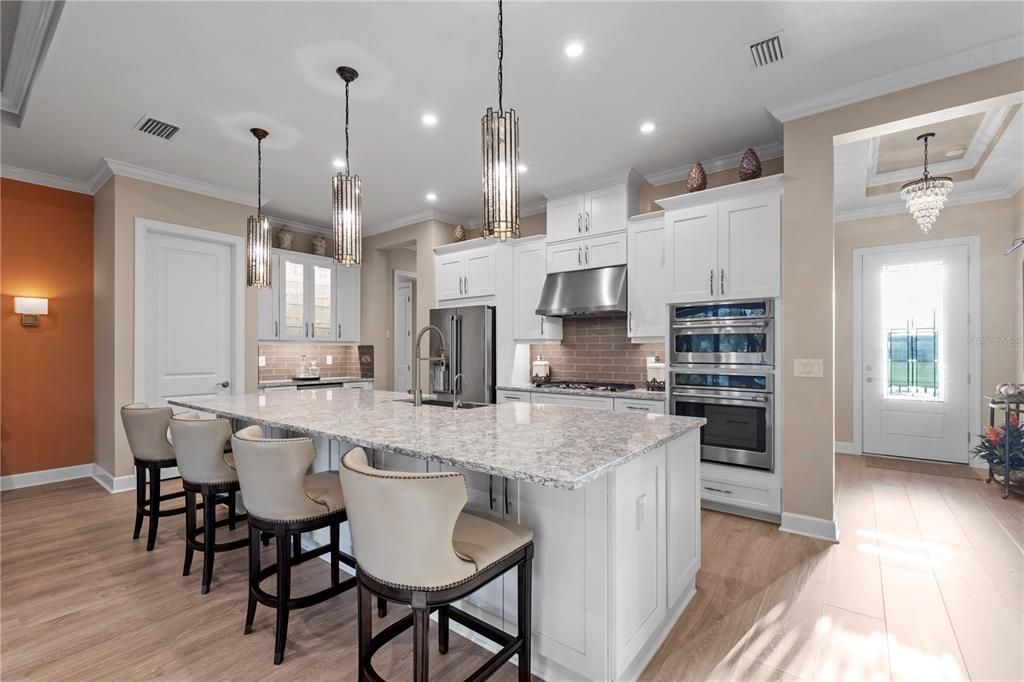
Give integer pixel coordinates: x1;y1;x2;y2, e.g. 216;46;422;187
670;300;774;366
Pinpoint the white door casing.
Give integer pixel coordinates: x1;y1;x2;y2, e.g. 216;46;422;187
394;276;414;394
858;240;976;463
134;218;245;407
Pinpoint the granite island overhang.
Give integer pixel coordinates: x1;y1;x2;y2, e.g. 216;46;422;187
170;389;705;680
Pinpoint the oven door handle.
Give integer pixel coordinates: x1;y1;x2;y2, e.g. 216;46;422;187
672;392;769;406
672;321;771;332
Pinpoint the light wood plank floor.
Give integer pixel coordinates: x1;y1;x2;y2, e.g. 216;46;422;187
2;455;1021;681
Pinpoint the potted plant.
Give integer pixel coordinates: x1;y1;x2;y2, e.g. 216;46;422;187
973;414;1024;486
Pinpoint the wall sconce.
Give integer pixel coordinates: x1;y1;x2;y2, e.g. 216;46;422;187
14;297;48;326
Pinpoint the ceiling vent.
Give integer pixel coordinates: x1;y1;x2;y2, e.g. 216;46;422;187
134;116;180;140
749;34;784;69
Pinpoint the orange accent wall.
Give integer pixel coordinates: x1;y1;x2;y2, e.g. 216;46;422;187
1;179;94;475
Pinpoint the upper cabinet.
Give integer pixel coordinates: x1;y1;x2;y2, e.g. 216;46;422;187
547;232;627;274
658;175;782;304
435;241;496;302
627;212;666;339
256;247;361;343
513;237;562;342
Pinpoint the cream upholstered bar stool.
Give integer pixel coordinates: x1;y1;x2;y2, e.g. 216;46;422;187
169;413;248;594
121;403;192;551
231;425;358;665
340;448;535;682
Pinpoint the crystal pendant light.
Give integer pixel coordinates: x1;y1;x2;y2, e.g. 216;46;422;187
900;132;953;233
480;0;520;241
246;128;271;288
333;66;362;266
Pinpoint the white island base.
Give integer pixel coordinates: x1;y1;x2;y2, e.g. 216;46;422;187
306;431;700;681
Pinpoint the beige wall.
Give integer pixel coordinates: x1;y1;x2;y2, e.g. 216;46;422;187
781;58;1023;525
834;199;1016;444
94;175;257;478
1013;188;1024;383
638;157;785;214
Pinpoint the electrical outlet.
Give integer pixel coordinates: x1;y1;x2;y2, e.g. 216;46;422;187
258;395;267;407
325;355;333;365
794;358;824;378
637;493;648;528
258;355;266;367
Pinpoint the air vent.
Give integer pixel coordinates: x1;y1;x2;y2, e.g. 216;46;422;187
749;34;784;69
134;116;180;140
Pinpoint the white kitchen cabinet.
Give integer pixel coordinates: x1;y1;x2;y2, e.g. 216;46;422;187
546;232;627;274
256;254;281;341
546;240;585;273
658;175;782;304
545;173;641;245
513;238;562;342
585;183;629;236
546;193;586;243
334;264;361;343
496;389;530;404
529;392;613;410
613;398;665;414
435;242;496;302
627;213;666;339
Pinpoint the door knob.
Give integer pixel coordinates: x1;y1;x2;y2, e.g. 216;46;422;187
865;365;873;372
218;381;230;388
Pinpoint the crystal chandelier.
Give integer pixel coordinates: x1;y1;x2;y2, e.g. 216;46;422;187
333;66;362;266
480;0;520;241
246;127;271;288
900;132;953;233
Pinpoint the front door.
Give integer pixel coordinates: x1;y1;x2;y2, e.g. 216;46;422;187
140;226;237;407
861;243;970;463
394;280;413;393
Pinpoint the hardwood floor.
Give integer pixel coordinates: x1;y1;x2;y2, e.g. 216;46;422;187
2;454;1021;681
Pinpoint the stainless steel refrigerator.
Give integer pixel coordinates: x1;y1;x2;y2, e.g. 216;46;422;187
428;305;496;405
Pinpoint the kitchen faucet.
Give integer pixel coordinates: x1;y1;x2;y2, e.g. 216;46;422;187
412;324;447;407
452;373;464;410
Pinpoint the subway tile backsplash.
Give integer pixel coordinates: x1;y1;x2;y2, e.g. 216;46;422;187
258;344;374;383
530;316;662;386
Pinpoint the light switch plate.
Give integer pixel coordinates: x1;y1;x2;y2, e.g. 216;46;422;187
258;355;266;367
794;358;824;378
326;355;333;365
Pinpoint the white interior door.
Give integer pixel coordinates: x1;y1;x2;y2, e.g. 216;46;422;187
394;280;413;393
861;244;970;463
141;229;236;406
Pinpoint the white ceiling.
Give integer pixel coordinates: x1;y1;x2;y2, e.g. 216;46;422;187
2;1;1022;232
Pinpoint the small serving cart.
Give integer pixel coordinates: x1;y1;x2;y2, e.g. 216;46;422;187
985;395;1024;499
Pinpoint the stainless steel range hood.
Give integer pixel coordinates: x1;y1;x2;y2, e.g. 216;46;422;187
535;265;628;317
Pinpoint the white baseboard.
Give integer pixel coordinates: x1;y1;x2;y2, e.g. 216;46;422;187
92;464;180;494
780;512;839;543
0;463;96;491
835;441;860;455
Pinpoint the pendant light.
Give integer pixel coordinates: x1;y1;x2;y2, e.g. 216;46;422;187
480;0;520;241
900;132;953;233
333;66;362;266
246;127;272;288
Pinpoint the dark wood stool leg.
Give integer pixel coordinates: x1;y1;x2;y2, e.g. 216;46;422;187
377;597;387;618
273;533;291;665
228;490;237;531
133;464;145;539
357;580;372;680
244;524;259;635
146;465;161;551
438;605;450;654
201;490;217;594
329;522;340;587
517;555;533;681
183;490;197;576
412;593;430;682
292;533;302;559
261;531;271;546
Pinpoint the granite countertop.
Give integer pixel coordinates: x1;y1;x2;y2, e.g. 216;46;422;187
258;376;371;388
497;384;666;402
170;389;703;490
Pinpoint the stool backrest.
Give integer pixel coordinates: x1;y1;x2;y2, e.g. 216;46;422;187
120;403;175;462
169;413;234;485
230;425;323;522
340;448;472;589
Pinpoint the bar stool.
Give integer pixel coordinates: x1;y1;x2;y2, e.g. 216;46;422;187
121;403;191;551
339;447;535;682
231;425;358;665
169;413;249;594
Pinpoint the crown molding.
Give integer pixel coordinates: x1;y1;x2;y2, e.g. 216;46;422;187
543;168;641;201
363;209;466;237
463;199;546;230
0;1;63;125
102;158;258;206
768;36;1024;124
835;186;1016;223
644;142;784;187
0;164;92;194
656;173;783;212
264;216;330;236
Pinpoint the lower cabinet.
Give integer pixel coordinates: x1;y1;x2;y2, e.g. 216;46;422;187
529;392;613;410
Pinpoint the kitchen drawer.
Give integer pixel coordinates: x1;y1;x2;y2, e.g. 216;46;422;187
613;398;665;414
344;381;373;389
497;390;531;404
699;476;780;514
530;393;613;410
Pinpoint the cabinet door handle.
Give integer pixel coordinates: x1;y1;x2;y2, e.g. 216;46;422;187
705;486;733;495
577;247;582;266
305;322;309;338
577;213;582;234
585;244;590;265
585;211;590;233
464;276;468;294
275;320;279;337
488;475;495;511
503;394;522;401
721;268;725;295
540;317;545;335
504;477;511;516
458;276;463;295
337;323;341;338
625;405;649;411
628;311;633;332
709;269;714;295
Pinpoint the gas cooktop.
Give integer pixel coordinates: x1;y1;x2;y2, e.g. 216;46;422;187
548;381;637;392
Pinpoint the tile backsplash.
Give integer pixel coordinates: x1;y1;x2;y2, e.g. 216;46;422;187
530;316;662;386
258;344;374;383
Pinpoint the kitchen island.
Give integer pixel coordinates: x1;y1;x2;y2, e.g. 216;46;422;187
170;389;704;681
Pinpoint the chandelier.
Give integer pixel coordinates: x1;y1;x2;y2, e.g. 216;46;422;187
900;132;953;233
480;0;520;241
246;127;271;288
333;66;362;266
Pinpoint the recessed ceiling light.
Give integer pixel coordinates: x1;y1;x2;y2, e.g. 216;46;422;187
332;158;346;169
517;163;528;173
421;112;438;127
564;41;584;58
426;192;438;202
640;121;656;134
945;146;965;157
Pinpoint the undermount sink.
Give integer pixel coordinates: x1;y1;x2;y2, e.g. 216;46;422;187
396;398;490;409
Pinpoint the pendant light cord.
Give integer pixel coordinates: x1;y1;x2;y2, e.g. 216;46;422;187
922;135;930;179
345;80;351;174
257;137;262;220
497;0;503;112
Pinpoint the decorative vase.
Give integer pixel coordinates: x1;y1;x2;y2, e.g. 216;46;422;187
311;233;327;256
739;148;762;181
686;162;707;192
453;223;466;243
276;226;294;250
